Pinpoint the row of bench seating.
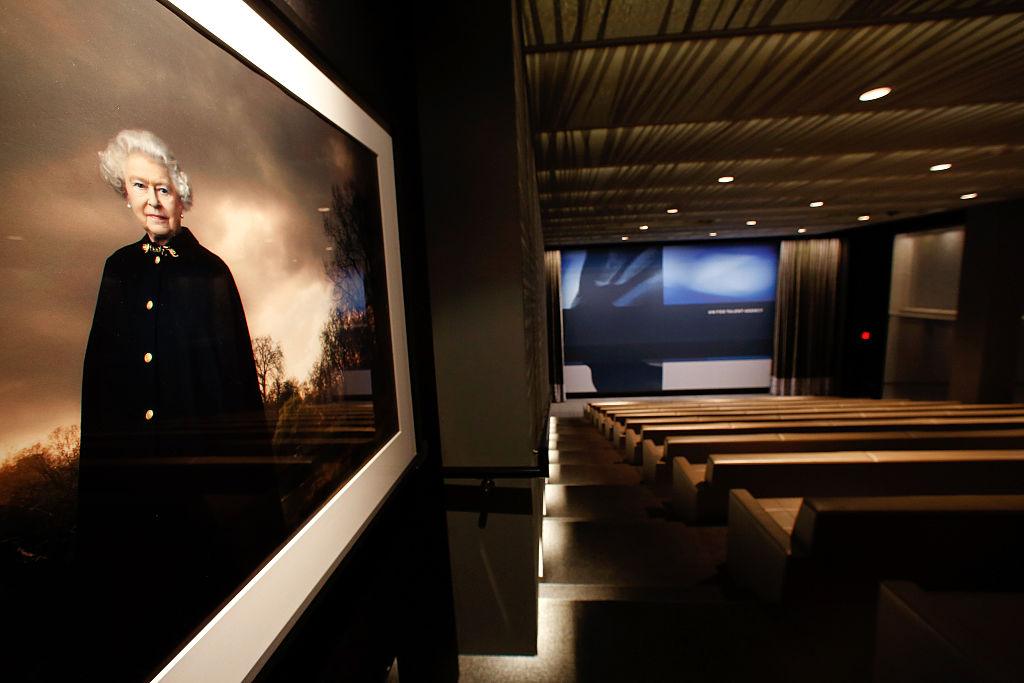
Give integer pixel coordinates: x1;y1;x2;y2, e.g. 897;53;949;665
874;580;1023;682
586;396;1024;605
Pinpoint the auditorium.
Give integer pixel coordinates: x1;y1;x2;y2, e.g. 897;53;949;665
1;1;1022;681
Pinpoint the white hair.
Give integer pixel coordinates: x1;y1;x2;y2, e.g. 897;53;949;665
98;129;193;209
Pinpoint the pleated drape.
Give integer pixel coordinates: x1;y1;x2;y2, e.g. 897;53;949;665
771;238;842;396
545;250;566;402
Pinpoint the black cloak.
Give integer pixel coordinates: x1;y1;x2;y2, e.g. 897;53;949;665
80;227;266;459
77;227;283;679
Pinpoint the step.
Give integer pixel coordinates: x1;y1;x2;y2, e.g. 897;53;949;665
544;484;663;521
541;518;727;587
546;463;642;486
548;448;624;465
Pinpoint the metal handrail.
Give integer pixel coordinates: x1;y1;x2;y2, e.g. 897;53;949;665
440;413;551;528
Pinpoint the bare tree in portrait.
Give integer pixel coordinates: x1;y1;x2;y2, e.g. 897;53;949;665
252;335;285;404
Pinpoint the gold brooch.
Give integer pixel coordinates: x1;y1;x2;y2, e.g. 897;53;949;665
141;243;178;258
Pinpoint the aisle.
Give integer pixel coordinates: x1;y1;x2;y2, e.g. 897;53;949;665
541;418;728;595
458;414;875;682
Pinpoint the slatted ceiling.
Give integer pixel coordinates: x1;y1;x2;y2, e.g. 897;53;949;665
521;0;1024;47
542;146;1024;186
521;0;845;46
529;15;1024;131
541;181;1020;213
520;3;1024;244
537;103;1024;169
542;188;1021;239
541;186;1022;226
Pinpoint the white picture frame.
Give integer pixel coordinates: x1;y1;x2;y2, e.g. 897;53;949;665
149;2;417;680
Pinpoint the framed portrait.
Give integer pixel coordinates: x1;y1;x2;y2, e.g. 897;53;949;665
0;0;416;679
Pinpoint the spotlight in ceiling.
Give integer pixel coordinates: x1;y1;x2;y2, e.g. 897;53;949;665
960;192;978;200
858;86;892;102
718;176;735;183
666;208;679;214
709;232;718;237
746;220;757;226
858;215;871;221
797;228;807;234
929;163;952;172
621;236;629;241
317;207;330;212
809;201;824;207
639;224;649;230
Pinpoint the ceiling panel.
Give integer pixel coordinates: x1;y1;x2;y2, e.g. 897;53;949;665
528;15;1024;130
521;0;1024;47
536;103;1024;168
519;1;1024;245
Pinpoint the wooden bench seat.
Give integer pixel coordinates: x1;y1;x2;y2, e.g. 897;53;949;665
638;416;1024;467
622;406;1024;459
643;428;1024;482
726;490;1024;602
587;395;822;422
873;581;1024;683
596;397;956;431
609;398;963;433
601;398;941;440
673;449;1024;523
593;396;883;435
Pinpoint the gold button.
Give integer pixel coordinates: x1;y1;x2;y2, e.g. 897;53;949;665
144;352;153;363
145;409;154;421
154;255;161;264
146;300;154;310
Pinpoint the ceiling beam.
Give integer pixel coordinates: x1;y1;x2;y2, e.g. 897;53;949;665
531;101;1024;136
524;6;1024;55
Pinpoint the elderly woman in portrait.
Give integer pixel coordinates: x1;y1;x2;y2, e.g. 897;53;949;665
78;129;282;673
83;129;266;458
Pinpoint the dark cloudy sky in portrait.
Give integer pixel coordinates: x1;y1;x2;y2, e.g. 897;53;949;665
0;0;380;459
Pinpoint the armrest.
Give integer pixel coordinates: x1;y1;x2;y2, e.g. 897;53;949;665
727;489;793;601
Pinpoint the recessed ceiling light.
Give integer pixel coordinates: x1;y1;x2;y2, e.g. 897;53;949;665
639;224;649;230
929;163;952;172
709;232;718;237
797;228;807;234
859;86;892;102
666;208;679;214
858;215;871;221
621;236;629;241
809;201;824;208
746;220;757;226
718;176;735;183
960;192;978;200
317;207;330;212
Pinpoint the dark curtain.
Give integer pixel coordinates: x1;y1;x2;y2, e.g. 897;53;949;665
545;250;565;402
771;238;842;395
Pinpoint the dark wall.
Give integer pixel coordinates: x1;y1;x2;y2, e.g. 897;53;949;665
412;0;549;655
414;0;548;470
243;2;458;681
829;207;975;398
950;199;1024;402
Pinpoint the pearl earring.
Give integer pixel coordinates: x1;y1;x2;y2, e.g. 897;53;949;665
127;203;132;208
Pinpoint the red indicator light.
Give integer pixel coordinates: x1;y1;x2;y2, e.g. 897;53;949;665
860;331;872;341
